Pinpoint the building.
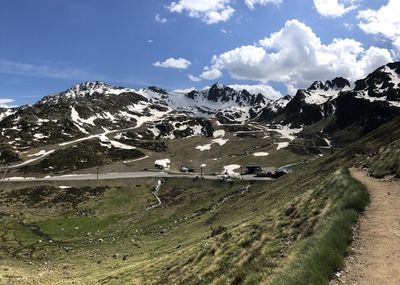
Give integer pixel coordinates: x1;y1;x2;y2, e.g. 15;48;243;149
245;165;262;174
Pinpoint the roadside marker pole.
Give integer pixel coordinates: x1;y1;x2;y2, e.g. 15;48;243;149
96;167;99;181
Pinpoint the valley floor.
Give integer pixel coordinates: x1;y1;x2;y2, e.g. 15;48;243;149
331;169;400;285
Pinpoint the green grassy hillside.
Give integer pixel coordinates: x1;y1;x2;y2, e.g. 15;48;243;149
2;117;399;284
0;168;366;284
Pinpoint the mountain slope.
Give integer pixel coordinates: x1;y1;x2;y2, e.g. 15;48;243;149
0;61;400;174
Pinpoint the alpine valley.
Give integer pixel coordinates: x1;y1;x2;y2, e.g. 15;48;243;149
1;62;400;285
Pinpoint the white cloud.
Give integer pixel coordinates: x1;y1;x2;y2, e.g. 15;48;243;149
229;84;281;99
188;74;202;81
167;0;234;24
173;87;196;93
209;19;392;91
314;0;358;18
358;0;400;55
0;99;14;107
244;0;282;10
200;68;223;80
155;13;167;23
153;57;192;69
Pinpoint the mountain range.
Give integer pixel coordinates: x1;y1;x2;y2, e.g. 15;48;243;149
0;61;399;170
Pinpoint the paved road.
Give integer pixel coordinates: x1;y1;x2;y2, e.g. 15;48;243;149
1;171;274;182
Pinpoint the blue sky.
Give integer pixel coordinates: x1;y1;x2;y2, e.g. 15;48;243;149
0;0;399;106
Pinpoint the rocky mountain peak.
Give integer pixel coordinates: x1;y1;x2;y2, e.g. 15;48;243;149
38;81;134;106
207;83;235;102
355;61;400;93
308;77;350;92
147;86;168;95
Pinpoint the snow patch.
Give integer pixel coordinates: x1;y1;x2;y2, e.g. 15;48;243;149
70;106;97;126
155;158;171;169
262;124;303;141
212;138;228;146
196;138;229;151
33;133;49;139
223;164;241;176
196;144;212;151
253;152;269;157
355;91;400;108
323;138;331;146
276;142;290;150
213;130;225;138
0;109;16;122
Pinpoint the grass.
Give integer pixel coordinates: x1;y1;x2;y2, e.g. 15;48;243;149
0;146;21;165
271;168;370;285
0;163;370;284
4;117;400;284
365;140;400;178
20;140;145;174
2;117;400;285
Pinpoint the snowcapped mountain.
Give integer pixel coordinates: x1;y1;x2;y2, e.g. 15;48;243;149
0;107;16;122
271;62;400;135
39;81;135;105
274;77;352;127
0;82;275;151
353;62;400;107
1;61;400;155
324;62;400;143
304;77;352;105
134;83;270;123
255;95;292;121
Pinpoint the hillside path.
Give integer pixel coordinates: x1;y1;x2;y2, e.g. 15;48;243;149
331;169;400;285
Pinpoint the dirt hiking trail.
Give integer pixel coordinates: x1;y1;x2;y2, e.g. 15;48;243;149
331;169;400;285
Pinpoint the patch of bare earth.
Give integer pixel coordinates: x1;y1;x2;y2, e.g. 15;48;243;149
331;169;400;285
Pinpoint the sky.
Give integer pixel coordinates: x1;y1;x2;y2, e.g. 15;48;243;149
0;0;399;106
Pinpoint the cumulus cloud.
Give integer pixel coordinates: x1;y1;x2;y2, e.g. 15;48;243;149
208;19;392;93
188;74;202;82
0;99;14;107
199;68;223;80
358;0;400;55
155;13;167;23
244;0;282;10
314;0;358;18
228;84;281;99
167;0;234;24
189;67;223;81
153;57;191;69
